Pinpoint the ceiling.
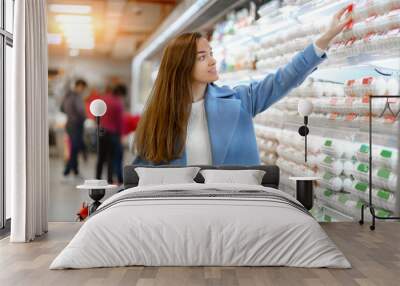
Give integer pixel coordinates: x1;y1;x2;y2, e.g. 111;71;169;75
47;0;178;60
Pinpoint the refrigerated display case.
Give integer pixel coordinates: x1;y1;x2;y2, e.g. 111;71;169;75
211;0;400;222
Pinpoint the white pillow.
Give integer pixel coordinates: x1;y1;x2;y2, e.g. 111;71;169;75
135;167;201;186
200;169;266;185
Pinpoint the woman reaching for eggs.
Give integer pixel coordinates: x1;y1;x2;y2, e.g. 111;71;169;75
132;6;352;166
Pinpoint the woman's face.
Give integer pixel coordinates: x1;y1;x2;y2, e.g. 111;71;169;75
192;37;218;84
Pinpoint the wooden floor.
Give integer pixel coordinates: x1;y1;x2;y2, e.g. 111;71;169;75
1;222;400;286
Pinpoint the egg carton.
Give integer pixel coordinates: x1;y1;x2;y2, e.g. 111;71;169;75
343;178;397;211
349;161;398;192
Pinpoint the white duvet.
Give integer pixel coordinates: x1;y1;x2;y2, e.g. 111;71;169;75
50;183;351;269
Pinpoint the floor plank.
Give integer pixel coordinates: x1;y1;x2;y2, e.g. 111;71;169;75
3;158;400;286
2;222;398;285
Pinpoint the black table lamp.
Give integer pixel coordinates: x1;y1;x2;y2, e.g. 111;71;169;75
291;100;317;211
78;99;110;214
89;99;107;158
297;99;313;163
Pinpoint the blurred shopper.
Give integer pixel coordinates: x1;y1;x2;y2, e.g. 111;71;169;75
132;7;351;166
96;84;126;184
61;79;87;178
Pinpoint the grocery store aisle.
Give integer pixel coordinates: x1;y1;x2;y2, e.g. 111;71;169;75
49;154;130;222
1;222;399;286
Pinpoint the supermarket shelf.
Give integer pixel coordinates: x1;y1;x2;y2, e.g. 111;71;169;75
255;112;399;141
255;0;350;39
295;0;351;24
212;0;351;55
218;57;400;88
323;49;400;73
313;63;400;84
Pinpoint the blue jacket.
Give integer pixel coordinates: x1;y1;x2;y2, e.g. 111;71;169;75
132;43;326;166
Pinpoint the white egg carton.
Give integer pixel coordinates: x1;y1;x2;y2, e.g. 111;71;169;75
349;161;398;192
320;138;357;159
343;178;397;211
329;28;400;58
318;154;345;176
340;9;400;41
318;171;344;192
344;76;399;97
315;187;358;216
354;143;398;170
276;157;317;177
349;0;400;22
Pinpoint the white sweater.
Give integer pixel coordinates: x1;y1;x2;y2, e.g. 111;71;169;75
185;98;213;165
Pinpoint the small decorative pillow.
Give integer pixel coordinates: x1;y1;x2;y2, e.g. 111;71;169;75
135;167;201;186
200;169;266;185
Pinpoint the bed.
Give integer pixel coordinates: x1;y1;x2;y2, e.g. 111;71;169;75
50;165;351;269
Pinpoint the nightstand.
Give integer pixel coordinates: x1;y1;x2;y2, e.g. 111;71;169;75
289;177;320;210
77;180;117;214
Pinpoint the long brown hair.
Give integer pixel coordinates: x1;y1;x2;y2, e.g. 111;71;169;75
134;32;203;163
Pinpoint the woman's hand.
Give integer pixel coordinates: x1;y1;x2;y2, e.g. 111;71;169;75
315;6;353;50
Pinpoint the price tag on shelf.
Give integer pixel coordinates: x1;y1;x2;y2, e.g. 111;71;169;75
345;97;355;105
330;98;338;105
359;144;369;154
363;32;375;42
357;163;369;173
362;77;373;85
345;20;354;30
346;3;353;13
386;28;400;37
329;113;339;120
377;189;390;200
345;38;356;47
355;182;368;192
380;149;392;158
377;168;390;180
323;156;334;164
345;113;357;121
384;115;396;123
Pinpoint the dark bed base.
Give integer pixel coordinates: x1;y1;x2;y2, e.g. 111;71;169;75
123;165;280;190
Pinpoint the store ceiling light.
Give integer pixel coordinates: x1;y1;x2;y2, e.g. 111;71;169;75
68;42;95;50
66;38;94;45
50;4;92;14
57;20;95;50
55;15;92;24
61;25;93;35
65;36;94;44
69;49;80;57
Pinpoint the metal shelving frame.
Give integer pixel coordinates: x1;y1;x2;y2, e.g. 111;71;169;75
359;95;400;230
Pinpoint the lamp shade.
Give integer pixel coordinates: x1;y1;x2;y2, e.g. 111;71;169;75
298;99;313;116
90;99;107;117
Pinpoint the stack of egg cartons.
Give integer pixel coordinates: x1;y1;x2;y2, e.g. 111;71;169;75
314;137;364;219
312;76;399;129
343;143;398;219
273;77;345;126
330;0;400;59
315;137;398;220
255;20;329;70
345;76;400;131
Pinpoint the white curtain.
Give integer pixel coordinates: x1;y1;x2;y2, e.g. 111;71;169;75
7;0;49;242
